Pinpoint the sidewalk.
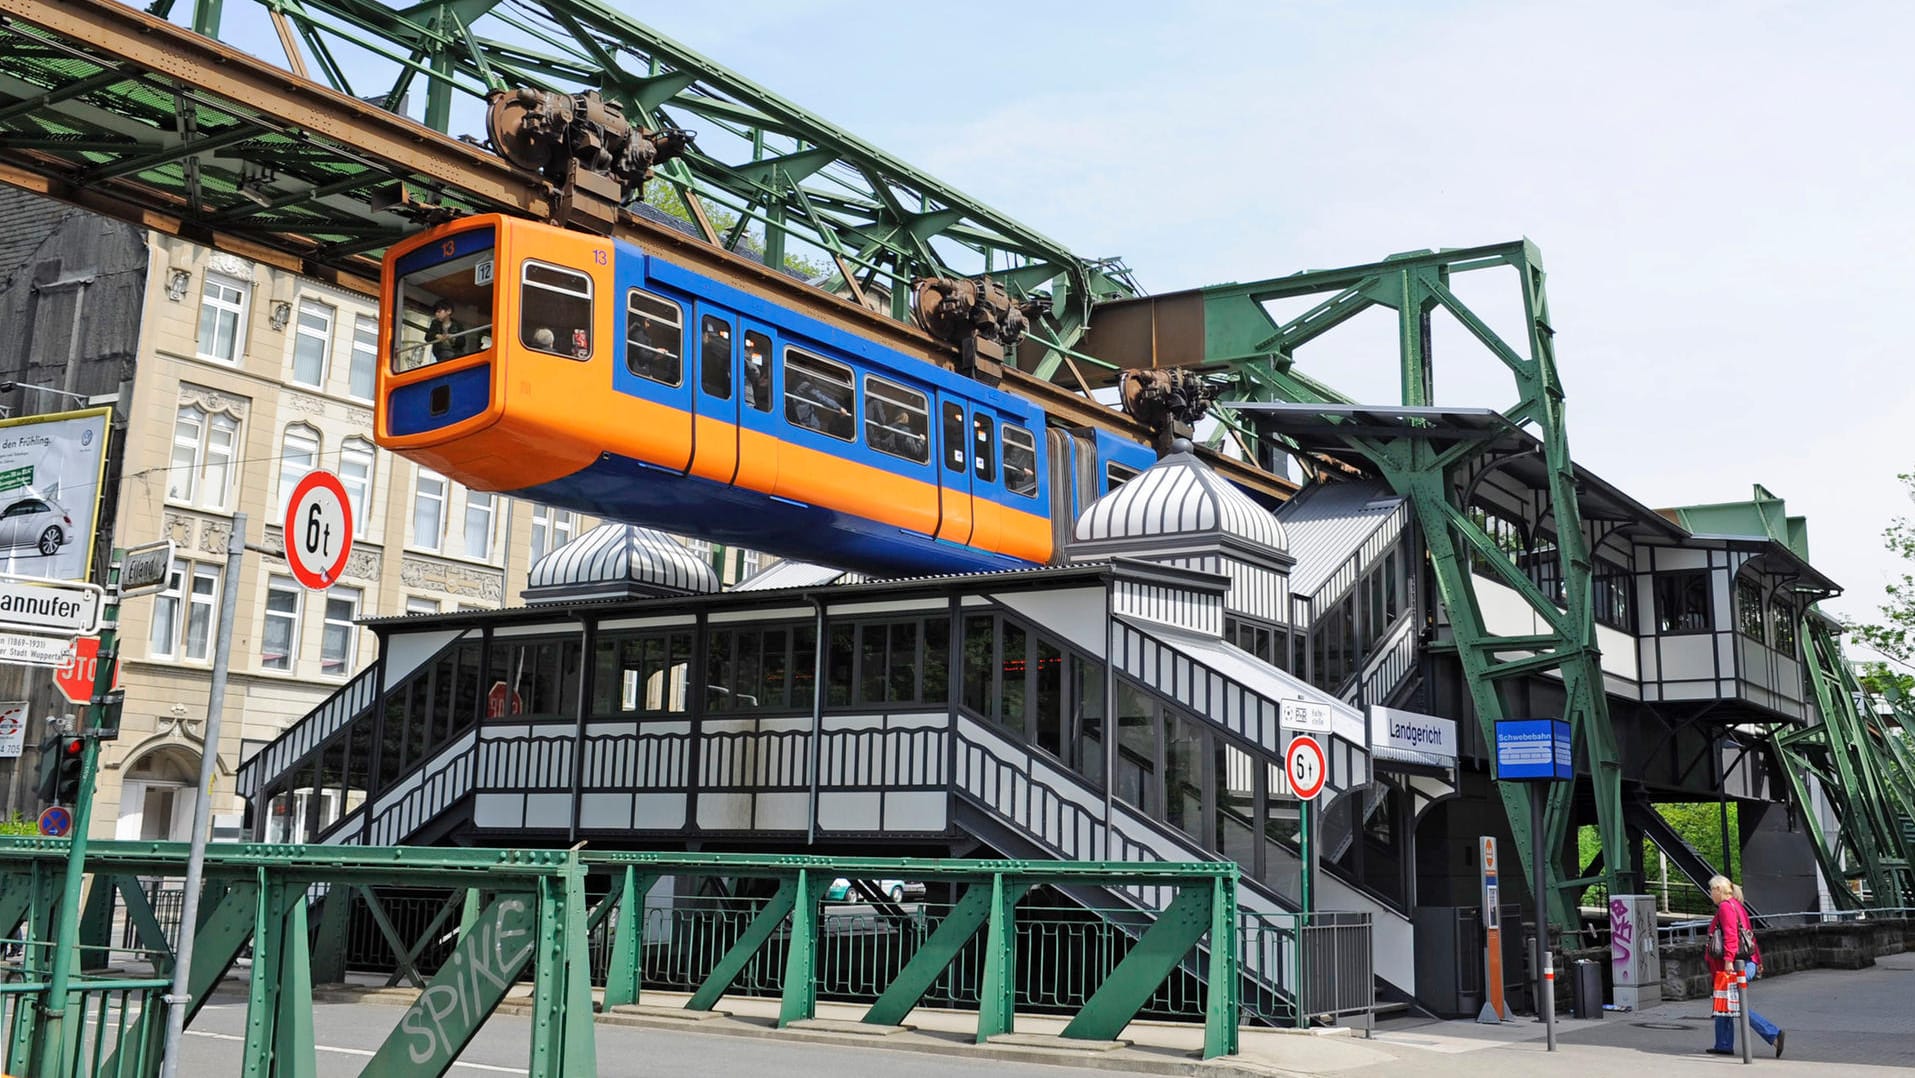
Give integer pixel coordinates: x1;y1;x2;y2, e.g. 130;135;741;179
308;950;1915;1077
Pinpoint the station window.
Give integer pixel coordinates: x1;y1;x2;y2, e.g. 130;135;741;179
744;332;772;412
784;347;855;441
1106;462;1139;490
700;315;733;398
1002;424;1038;497
863;376;929;463
1653;570;1712;634
1771;596;1798;653
520;260;592;359
973;414;997;482
1736;576;1766;641
942;403;966;473
625;290;682;385
392;228;494;372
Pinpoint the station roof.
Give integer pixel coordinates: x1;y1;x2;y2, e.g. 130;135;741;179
522;523;719;603
1074;447;1288;553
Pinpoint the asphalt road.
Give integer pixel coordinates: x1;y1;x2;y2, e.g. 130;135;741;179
177;995;1084;1077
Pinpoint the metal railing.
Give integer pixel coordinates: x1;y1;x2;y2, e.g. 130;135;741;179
2;940;172;1078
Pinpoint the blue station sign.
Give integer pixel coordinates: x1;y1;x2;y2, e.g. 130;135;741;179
1494;718;1573;782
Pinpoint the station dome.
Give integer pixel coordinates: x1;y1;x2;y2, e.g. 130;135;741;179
1073;447;1288;553
523;523;720;603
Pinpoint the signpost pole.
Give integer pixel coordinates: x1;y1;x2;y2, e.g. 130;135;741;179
1531;781;1557;1050
159;513;245;1078
31;551;120;1078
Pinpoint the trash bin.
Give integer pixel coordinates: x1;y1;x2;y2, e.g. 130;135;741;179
1571;959;1604;1020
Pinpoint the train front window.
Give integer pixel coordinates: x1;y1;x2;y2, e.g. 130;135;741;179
1002;424;1037;497
864;376;929;464
392;232;495;373
784;347;854;441
522;261;593;358
626;289;683;385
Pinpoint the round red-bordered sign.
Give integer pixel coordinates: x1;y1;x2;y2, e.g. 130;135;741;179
1286;734;1328;801
283;469;354;590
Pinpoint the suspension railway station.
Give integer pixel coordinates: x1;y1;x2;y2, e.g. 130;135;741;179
0;1;1909;1075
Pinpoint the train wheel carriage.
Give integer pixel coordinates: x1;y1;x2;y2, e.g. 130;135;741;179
376;214;1157;577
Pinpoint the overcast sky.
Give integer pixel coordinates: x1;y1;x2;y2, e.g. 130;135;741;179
619;1;1912;628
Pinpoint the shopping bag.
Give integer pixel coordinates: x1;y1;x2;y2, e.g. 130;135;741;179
1711;970;1740;1017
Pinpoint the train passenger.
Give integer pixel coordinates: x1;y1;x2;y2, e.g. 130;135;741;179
744;345;770;409
701;320;733;397
427;300;470;363
532;327;556;350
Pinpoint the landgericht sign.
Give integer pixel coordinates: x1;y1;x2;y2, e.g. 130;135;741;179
1370;705;1457;761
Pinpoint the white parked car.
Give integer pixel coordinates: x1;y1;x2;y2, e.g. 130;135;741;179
0;496;73;557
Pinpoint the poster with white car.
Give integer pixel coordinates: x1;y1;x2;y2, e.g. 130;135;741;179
0;409;110;583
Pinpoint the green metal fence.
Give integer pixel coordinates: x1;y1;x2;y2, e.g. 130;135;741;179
0;840;1246;1075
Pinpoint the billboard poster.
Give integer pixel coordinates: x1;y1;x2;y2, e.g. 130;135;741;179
0;408;111;583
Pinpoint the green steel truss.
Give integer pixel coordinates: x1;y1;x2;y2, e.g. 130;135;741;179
1771;617;1915;907
1191;242;1634;924
0;840;1241;1075
0;0;1135;371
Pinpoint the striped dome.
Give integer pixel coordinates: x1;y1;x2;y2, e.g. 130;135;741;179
1074;451;1287;552
524;524;719;602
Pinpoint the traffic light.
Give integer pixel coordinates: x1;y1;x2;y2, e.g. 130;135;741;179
34;734;86;806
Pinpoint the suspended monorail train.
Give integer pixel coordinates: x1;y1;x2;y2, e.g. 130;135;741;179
375;214;1162;576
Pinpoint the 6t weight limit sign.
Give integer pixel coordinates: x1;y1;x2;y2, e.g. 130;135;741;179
284;470;353;590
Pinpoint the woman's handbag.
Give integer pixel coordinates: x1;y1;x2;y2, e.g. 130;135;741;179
1711;969;1740;1017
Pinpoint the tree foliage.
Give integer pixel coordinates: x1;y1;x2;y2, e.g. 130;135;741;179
640;181;829;282
1852;473;1915;668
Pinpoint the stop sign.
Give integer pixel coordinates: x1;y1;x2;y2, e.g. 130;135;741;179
55;636;119;705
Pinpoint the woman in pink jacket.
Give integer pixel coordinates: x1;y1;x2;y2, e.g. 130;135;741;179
1706;876;1783;1057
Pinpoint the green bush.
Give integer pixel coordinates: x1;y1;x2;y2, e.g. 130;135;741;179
0;813;41;836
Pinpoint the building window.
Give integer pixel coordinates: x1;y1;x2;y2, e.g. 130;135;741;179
530;506;575;564
277;424;320;518
348;313;378;400
405;596;441;616
463;490;495;560
1771;596;1797;653
262;576;301;671
196;272;248;363
290;299;332;387
1468;503;1526;576
413;469;446;551
149;561;183;658
339;438;373;533
1736;576;1766;642
186;563;218;661
1654;571;1712;634
168;404;239;508
1593;566;1634;632
321;586;361;675
740;549;761;580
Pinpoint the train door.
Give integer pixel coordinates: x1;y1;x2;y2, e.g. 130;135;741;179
613;259;693;474
966;405;1002;554
733;323;780;493
688;303;741;484
932;396;973;546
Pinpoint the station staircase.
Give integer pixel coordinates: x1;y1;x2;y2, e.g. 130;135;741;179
239;607;1423;1012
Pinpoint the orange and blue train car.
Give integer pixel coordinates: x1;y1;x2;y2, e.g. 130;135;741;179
376;214;1155;577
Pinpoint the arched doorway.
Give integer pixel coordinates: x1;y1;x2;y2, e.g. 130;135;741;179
115;746;200;842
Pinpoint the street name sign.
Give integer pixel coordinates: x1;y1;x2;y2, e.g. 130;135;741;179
119;538;176;597
0;574;101;636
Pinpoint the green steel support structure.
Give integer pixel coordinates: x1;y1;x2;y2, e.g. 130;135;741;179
1182;242;1636;923
0;843;1243;1074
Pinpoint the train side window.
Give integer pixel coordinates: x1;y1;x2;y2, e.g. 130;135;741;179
784;347;855;441
521;261;593;359
1002;424;1038;497
1106;462;1140;490
973;414;996;482
743;332;772;412
942;403;966;473
625;290;682;386
700;316;733;399
863;376;929;464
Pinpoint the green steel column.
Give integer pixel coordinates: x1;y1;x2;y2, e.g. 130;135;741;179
362;893;540;1078
863;881;1023;1027
528;874;565;1078
273;885;318;1078
557;859;597;1075
192;0;225;36
975;873;1017;1043
603;868;652;1008
777;868;817;1027
685;879;797;1012
1203;878;1240;1059
1062;883;1212;1042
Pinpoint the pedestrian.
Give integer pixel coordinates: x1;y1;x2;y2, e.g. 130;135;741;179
1705;874;1784;1057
